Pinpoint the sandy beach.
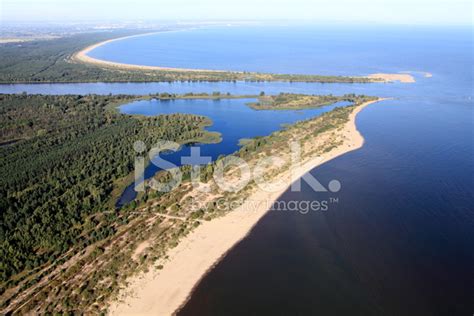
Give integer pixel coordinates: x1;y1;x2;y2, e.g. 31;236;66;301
108;98;386;315
73;32;227;73
368;73;416;83
74;35;416;83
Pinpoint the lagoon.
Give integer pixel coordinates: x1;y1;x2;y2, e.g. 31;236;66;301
117;98;351;205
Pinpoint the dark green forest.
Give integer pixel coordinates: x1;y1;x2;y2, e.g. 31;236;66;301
0;93;219;283
247;93;378;110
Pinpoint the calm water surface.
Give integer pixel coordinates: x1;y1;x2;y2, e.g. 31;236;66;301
1;25;472;315
117;98;350;205
176;26;473;316
86;25;470;77
179;97;474;316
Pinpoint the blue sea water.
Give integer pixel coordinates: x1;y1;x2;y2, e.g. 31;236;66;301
87;25;471;77
0;25;473;315
180;96;474;316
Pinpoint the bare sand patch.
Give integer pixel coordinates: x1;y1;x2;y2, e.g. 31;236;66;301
132;240;151;261
368;73;416;83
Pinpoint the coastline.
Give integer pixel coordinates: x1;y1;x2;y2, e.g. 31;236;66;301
108;98;387;315
73;35;415;83
73;32;228;73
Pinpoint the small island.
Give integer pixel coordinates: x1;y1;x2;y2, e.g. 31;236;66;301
247;93;379;110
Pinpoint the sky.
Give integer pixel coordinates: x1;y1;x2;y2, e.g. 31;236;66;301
1;0;472;25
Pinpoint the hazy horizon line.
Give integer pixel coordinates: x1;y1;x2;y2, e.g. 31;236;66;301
1;19;472;28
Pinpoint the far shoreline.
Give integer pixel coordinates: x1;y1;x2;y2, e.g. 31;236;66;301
108;97;388;316
73;30;230;73
73;33;416;83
